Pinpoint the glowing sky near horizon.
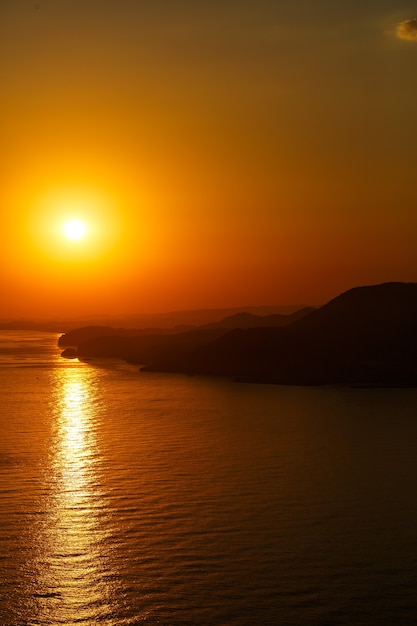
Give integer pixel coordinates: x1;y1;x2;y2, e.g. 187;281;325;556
1;0;417;318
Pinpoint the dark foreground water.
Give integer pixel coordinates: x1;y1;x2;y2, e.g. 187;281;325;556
1;331;417;625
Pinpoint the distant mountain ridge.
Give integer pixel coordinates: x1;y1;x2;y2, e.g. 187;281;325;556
1;304;307;334
58;306;314;348
199;307;315;330
58;282;417;386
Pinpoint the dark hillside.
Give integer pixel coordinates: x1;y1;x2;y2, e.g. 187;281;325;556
75;328;229;364
143;283;417;385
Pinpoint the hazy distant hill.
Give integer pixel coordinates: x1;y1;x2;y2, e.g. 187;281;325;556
199;307;315;330
105;305;307;329
58;307;312;350
59;307;312;362
1;305;307;336
0;320;69;333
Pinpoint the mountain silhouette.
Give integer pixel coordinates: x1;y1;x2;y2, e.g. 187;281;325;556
141;282;417;385
59;308;309;360
199;307;315;330
60;283;417;386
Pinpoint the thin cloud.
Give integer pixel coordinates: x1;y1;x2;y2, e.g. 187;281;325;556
396;18;417;41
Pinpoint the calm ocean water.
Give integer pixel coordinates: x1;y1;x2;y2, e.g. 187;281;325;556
1;331;417;625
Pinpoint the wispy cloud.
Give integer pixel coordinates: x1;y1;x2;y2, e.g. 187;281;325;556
396;18;417;41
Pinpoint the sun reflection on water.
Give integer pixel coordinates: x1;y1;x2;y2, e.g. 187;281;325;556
31;365;120;625
57;374;95;496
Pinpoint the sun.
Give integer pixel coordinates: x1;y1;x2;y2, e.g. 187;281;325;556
63;219;87;241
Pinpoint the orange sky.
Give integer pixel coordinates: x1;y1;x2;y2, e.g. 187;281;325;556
1;0;417;318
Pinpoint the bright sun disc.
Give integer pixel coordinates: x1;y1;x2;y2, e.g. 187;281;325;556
63;219;86;240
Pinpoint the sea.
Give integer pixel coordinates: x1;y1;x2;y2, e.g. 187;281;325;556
1;331;417;625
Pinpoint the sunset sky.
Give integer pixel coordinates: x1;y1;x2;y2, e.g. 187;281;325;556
1;0;417;319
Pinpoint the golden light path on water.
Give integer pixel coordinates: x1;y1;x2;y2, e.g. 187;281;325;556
33;365;121;625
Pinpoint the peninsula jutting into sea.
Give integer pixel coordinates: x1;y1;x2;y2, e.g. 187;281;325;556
57;282;417;386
